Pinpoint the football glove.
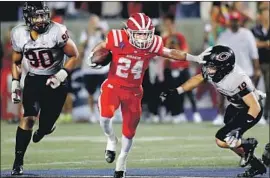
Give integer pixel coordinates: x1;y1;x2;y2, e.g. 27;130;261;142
160;89;178;102
224;128;241;148
186;47;212;64
87;52;103;69
46;69;68;89
11;79;21;104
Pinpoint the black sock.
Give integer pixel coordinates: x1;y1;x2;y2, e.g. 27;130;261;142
14;127;32;165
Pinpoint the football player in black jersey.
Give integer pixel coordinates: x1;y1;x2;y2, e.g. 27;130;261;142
10;2;79;175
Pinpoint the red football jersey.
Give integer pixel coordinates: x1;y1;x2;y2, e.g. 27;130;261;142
105;29;164;87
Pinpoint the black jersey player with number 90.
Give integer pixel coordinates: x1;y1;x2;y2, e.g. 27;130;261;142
10;2;79;175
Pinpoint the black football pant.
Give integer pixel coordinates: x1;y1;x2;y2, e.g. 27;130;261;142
216;104;263;141
23;72;68;134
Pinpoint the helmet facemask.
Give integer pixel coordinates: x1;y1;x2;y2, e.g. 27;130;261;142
23;2;50;34
127;28;154;49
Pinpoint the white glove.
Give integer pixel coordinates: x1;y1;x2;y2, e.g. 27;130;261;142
46;69;68;89
87;52;102;69
186;47;213;64
224;136;239;148
11;80;21;104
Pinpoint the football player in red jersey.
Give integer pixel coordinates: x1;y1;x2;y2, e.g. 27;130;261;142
88;13;211;178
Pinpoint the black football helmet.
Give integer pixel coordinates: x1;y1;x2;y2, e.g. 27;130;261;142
202;45;235;83
23;2;51;33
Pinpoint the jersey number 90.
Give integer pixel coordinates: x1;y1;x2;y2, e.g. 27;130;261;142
25;50;54;68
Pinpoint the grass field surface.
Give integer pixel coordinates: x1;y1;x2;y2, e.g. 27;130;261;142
1;121;268;172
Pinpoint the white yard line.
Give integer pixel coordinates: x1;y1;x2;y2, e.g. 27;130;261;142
4;136;213;143
1;156;235;170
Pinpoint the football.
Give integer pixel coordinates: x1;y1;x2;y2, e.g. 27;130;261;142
91;48;112;66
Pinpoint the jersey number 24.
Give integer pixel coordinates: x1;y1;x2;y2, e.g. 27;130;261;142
116;57;144;79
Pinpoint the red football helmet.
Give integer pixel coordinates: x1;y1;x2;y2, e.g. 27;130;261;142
126;13;155;49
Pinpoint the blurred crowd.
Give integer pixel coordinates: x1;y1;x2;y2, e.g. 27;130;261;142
1;1;269;125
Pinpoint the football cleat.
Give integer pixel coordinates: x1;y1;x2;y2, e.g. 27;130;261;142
240;138;258;167
237;157;266;177
11;164;23;175
32;126;56;143
114;171;125;178
105;137;118;163
105;150;116;163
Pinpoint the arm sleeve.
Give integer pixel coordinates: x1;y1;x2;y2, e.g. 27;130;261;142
247;30;259;60
56;24;69;48
10;28;22;52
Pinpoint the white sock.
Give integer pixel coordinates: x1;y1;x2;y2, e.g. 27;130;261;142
116;135;133;171
99;117;116;142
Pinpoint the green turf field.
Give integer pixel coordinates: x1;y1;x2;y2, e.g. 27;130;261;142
1;121;268;171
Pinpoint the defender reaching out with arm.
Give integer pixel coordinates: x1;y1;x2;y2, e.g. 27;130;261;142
160;45;267;177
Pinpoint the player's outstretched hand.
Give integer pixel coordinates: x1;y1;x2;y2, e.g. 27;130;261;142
197;47;213;64
11;79;21;104
160;89;178;102
46;69;68;89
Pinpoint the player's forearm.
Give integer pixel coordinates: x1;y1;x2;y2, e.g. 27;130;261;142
11;63;21;80
247;105;261;118
162;48;187;61
243;92;261;118
176;74;204;94
64;56;79;71
63;39;80;71
162;47;207;63
11;51;22;80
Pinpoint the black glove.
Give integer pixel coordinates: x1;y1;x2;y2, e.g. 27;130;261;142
160;88;178;102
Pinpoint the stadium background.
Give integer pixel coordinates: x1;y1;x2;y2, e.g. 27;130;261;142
0;1;269;177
